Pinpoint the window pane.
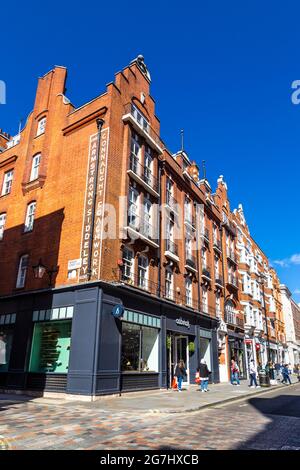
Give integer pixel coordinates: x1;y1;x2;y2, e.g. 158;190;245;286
121;323;140;372
141;326;159;372
29;321;72;373
0;327;14;372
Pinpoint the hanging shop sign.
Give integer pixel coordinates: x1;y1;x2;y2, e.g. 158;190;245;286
112;305;124;319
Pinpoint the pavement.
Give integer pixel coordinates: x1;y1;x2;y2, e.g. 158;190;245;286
0;380;299;450
0;376;299;414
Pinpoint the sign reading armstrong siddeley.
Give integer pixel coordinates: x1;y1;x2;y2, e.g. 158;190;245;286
80;127;110;280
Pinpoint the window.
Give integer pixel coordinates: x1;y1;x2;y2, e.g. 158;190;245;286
128;186;138;227
138;255;148;289
131;104;150;132
29;320;71;373
201;248;207;269
216;294;221;318
0;213;6;240
36;117;46;136
165;268;173;300
121;322;159;372
24;201;36;232
202;287;208;313
185;277;192;307
16;254;29;288
0;327;14;372
122;247;134;282
130;133;141;173
30;154;41;182
184;196;192;224
1;170;13;195
214;256;219;279
143;198;152;237
144;146;153;185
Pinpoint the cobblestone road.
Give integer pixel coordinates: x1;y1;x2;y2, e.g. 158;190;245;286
0;384;299;450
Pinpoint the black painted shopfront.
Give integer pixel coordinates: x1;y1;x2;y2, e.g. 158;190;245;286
0;281;220;397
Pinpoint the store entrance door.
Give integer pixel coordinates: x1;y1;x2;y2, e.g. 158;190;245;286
174;336;189;386
167;333;190;388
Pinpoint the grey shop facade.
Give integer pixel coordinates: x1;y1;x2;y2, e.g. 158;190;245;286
0;281;220;398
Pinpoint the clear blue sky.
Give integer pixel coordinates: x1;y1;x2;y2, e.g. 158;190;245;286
1;1;299;301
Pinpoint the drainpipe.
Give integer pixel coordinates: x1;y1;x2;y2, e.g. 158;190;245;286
87;118;105;281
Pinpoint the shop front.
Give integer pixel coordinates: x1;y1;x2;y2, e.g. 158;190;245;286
228;334;246;379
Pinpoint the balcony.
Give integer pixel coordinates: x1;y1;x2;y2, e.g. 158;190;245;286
213;238;222;253
165;239;180;262
227;274;238;289
202;266;212;281
125;214;159;248
225;312;244;329
185;250;197;272
223;219;237;237
184;214;196;230
226;248;238;265
120;271;160;296
166;192;178;213
215;275;224;288
202;228;210;244
128;154;159;197
122;103;163;154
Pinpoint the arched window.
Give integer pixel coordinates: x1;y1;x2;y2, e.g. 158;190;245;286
30;154;41;182
24;201;36;232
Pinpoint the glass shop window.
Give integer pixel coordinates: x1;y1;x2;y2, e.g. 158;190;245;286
29;321;72;373
121;322;159;373
0;327;14;372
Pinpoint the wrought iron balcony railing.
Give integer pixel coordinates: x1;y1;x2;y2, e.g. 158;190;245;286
165;239;179;257
129;153;159;193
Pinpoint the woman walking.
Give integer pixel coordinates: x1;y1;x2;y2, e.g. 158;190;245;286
198;359;211;393
174;360;187;392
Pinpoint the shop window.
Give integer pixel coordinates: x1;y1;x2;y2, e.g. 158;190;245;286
29;320;72;373
121;322;159;373
0;327;14;372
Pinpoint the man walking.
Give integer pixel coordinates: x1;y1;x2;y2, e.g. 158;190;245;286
249;360;261;389
282;364;292;385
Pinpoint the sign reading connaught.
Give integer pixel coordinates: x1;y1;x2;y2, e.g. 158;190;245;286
80;128;110;280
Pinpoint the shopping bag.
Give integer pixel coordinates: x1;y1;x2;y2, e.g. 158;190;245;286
195;372;201;384
172;376;178;390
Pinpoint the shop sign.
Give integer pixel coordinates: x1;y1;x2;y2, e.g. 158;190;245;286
175;318;190;329
80;128;110;280
112;305;124;318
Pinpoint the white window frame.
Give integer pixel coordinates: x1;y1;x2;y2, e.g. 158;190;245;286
185;277;192;307
36;117;46;136
30;154;41;182
1;170;14;196
128;186;139;228
138;255;148;290
144;146;153;185
0;212;7;240
165;267;173;300
24;201;36;233
122;247;134;282
16;254;29;288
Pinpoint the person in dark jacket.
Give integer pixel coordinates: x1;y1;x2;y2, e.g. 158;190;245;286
198;359;211;392
174;360;187;392
282;364;292;385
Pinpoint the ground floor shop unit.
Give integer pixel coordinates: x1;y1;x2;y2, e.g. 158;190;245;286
0;281;220;398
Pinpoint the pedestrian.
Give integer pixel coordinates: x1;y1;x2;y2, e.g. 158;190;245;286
274;362;281;381
281;364;292;385
296;364;300;382
230;359;241;386
174;360;187;392
198;359;211;393
249;360;261;389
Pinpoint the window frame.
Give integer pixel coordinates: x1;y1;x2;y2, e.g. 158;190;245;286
24;201;37;233
30;154;41;182
16;254;29;289
1;169;14;196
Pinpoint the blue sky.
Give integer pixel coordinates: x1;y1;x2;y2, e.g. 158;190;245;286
1;1;299;301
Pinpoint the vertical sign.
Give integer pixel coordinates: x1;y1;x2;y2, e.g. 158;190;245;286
80;127;110;280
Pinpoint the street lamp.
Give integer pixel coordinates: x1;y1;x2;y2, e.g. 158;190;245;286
32;259;58;287
258;273;271;365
